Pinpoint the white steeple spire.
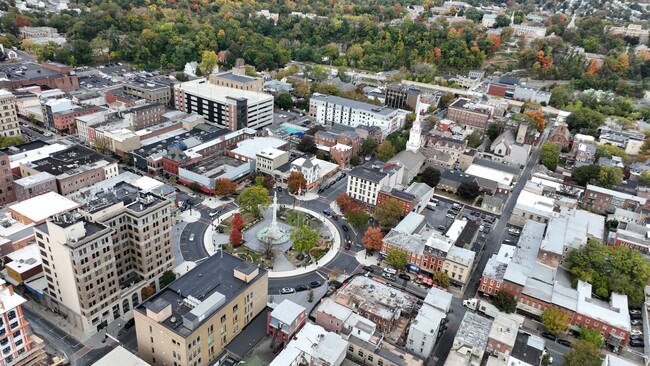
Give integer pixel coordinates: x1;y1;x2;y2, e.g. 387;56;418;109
406;94;422;152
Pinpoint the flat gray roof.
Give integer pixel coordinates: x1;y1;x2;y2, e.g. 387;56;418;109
311;94;397;116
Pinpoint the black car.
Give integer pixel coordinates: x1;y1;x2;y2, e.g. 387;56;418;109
631;335;644;342
277;187;283;192
362;266;374;273
557;339;572;347
318;188;324;194
342;225;349;232
541;332;557;341
310;280;323;288
398;273;411;281
296;285;309;292
124;318;135;329
630;339;644;347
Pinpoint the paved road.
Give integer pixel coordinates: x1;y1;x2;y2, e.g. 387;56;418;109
429;128;549;365
23;306;84;359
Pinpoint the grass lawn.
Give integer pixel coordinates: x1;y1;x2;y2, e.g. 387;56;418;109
224;245;274;268
217;213;257;234
435;190;476;205
281;209;315;228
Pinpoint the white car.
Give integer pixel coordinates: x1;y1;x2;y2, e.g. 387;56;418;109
631;329;643;336
188;193;197;198
383;267;397;275
189;234;195;241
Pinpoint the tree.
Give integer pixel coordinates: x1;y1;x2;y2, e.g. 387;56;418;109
362;227;384;252
438;93;455;110
307;288;314;302
571;165;601;186
231;213;244;231
524;109;546;132
275;92;293;110
420;167;441;187
336;193;358;213
564;340;603;366
464;7;485;23
494;14;511;28
0;136;26;148
361;138;378;156
237;185;271;217
290;225;319;253
160;270;176;287
466;130;483;148
595;144;627;160
431;271;450;288
92;136;111;155
345;208;371;228
214;178;236;196
487;123;502;141
377;140;396;162
541;307;570;334
493;291;517;313
201;51;219;75
540;143;561;171
229;228;243;247
350;156;362;166
386;248;408;270
597;166;623;189
297;136;317;154
374;198;404;227
292;80;311;98
579;327;604;348
639;171;650;185
287;171;307;194
310;66;329;82
566;108;605;136
457;181;481;199
141;286;155;301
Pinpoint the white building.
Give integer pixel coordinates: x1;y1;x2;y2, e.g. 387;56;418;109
0;90;20;138
270;323;347;366
255;148;288;175
309;94;405;134
444;312;493;366
174;78;274;131
407;286;450;359
511;24;547;39
289;156;338;188
346;165;389;205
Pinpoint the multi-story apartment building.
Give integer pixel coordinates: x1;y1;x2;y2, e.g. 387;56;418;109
134;253;268;366
446;98;493;131
384;83;421;110
346;165;389;206
581;184;646;215
0;152;16;204
174;78;274;131
121;79;176;106
20;145;118;196
0;279;47;366
309;94;404;134
255;148;289;176
123;104;166;130
51;105;99;133
34;182;173;334
510;24;547;39
609;24;650;44
13;171;56;201
208;69;264;92
0;90;19;138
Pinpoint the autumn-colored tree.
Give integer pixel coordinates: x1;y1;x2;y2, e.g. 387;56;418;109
336;193;359;214
490;34;501;51
524;110;546;132
229;228;243;247
586;59;600;76
534;50;554;71
141;285;155;301
618;53;630;71
231;213;244;231
287;171;307;194
214;178;236;196
15;16;31;27
362;227;384;252
638;50;650;61
433;47;441;61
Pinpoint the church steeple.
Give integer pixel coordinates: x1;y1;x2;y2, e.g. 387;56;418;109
406;95;422;152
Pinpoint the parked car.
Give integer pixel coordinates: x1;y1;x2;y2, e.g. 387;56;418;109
277;187;283;192
318;188;324;194
632;319;643;325
437;225;446;231
381;272;397;281
332;214;338;220
362;266;374;273
341;173;346;178
383;267;397;275
557;339;572;347
630;309;642;315
124;318;135;329
445;214;455;219
189;233;195;241
398;273;411;281
344;242;351;250
631;330;643;336
323;210;332;216
631;335;644;341
296;285;309;292
188;193;197;198
541;332;557;341
310;281;322;288
630;339;644;347
342;225;349;232
280;287;295;294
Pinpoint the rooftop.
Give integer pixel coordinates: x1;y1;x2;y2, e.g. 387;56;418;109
256;147;287;159
423;287;453;313
510;333;544;366
137;252;266;338
333;276;416;321
393;212;426;235
91;346;149;366
213;71;261;84
25;145;115;177
348;165;388;183
540;208;604;255
8;192;80;224
13;171;56;188
270;299;305;327
0;280;27;316
488;313;519;348
79;181;166;215
455;311;493;349
230;137;287;160
177;78;273;104
270;323;346;366
311;93;398;116
0;62;63;82
586;184;646;205
5;244;41;275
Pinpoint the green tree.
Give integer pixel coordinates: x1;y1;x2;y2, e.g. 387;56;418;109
345;209;371;228
160;270;177;287
297;136;317;154
571;165;601;186
466;130;483;148
420;167;441;187
541;306;570;334
639;171;650;185
494;14;511;27
457;181;481;199
487;123;502;141
92;136;111;155
566;108;605;136
431;271;450;288
540;143;561;171
0;136;26;148
596;145;627;160
579;327;604;348
374;198;403;227
377;140;396;161
292;80;311;98
200;50;218;74
350;156;362;166
564;340;603;366
361;138;378;156
464;7;485;23
597;166;623;189
310;66;329;82
438;93;455;109
275;91;294;110
237;185;271;217
386;248;408;270
290;225;319;253
493;291;517;313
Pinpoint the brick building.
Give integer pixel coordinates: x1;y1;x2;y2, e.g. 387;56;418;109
52;105;99;133
581;184;646;215
376;188;416;216
548;125;571;148
13;171;57;201
446;98;493;131
0;152;16;204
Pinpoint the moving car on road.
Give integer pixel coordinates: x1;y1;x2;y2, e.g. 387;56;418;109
189;233;195;241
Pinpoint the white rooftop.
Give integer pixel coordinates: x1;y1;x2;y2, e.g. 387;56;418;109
5;244;41;275
503;221;546;286
230;137;287;160
466;163;515;186
602;354;640;366
8;143;68;170
270;323;346;366
256;147;287;159
0;279;26;316
9;192;80;223
514;190;556;218
540;208;604;255
445;219;467;243
178;78;273;104
271;299;305;326
446;246;476;266
577;280;631;332
92;346;150;366
423;287;453;313
488;313;519;348
395;212;426;235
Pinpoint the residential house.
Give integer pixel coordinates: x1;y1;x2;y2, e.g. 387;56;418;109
548;125;571;148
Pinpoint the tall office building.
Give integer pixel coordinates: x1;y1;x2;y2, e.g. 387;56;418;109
34;182;173;334
0;90;19;138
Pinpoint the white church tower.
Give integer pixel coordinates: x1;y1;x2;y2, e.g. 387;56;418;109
406;95;422;152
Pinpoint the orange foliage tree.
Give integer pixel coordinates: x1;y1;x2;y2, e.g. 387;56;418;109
490;35;501;52
524;110;547;132
287;171;307;194
231;213;244;231
586;59;600;76
362;227;384;252
534;50;554;71
214;178;237;196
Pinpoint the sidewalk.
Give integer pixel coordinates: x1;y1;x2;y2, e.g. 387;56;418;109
177;209;200;223
292;192;319;201
355;249;380;266
203;210;236;256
